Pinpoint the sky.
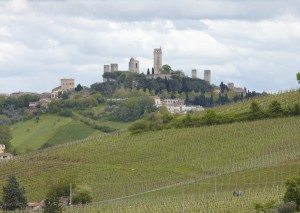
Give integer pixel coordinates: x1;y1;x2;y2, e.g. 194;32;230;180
0;0;299;93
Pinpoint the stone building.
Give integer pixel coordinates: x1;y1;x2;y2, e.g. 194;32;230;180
191;69;197;78
60;79;75;92
51;79;75;99
111;64;118;72
0;144;5;154
0;144;13;160
227;82;235;90
129;58;139;73
153;47;162;74
104;65;110;73
204;70;211;84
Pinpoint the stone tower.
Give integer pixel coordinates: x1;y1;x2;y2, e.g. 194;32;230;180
191;69;197;79
153;47;162;74
204;70;211;84
111;64;118;72
60;79;75;92
129;58;139;73
104;65;110;73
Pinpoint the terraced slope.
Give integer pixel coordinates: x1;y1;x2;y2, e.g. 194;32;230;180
10;115;101;153
203;89;300;114
1;116;299;211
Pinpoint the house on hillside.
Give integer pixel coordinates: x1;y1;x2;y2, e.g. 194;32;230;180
151;96;204;114
51;79;75;99
0;144;13;161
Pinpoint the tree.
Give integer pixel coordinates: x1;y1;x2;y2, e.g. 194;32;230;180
159;64;172;74
72;185;92;205
0;124;12;150
250;101;261;113
62;92;69;100
75;84;83;92
128;119;150;134
2;175;27;211
284;176;300;209
297;72;300;84
43;196;62;213
268;100;282;114
147;68;150;75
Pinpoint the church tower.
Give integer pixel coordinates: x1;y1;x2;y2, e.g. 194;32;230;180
153;47;162;74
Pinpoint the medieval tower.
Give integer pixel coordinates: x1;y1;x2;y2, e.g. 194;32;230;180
153;47;162;74
204;70;211;84
191;69;197;78
111;64;118;72
129;58;139;73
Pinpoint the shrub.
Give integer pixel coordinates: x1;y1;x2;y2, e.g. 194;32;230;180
128;119;150;134
283;176;300;209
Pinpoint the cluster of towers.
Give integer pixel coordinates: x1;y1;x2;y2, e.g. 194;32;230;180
192;69;211;84
103;47;211;84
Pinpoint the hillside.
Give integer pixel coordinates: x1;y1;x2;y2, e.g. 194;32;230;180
0;114;299;212
10;115;102;153
209;89;299;114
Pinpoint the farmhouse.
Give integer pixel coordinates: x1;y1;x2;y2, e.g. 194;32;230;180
51;79;75;99
0;144;13;160
151;96;204;114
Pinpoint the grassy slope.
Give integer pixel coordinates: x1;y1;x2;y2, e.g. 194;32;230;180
0;116;299;204
2;90;299;212
10;115;101;153
200;89;300;115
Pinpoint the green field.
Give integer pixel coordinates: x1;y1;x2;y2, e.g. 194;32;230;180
1;90;300;212
1;115;300;212
200;89;300;115
10;115;102;153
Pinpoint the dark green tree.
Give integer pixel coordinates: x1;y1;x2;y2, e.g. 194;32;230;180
219;82;227;93
75;84;83;92
2;175;27;211
0;124;12;149
284;176;300;209
147;68;150;75
297;72;300;84
43;196;62;213
62;92;69;100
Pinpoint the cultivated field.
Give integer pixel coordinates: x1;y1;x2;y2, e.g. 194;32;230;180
1;114;300;212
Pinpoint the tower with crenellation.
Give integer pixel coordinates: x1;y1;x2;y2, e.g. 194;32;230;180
153;47;162;74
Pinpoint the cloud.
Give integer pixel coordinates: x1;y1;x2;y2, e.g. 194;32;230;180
0;0;299;93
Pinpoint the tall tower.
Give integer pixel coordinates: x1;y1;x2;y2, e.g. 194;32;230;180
104;65;110;73
204;70;211;84
191;69;197;79
153;47;162;74
129;58;139;73
60;79;75;92
111;64;118;72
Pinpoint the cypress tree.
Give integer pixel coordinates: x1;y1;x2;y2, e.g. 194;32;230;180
2;175;27;211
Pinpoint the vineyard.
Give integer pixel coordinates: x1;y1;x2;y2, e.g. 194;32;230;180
1;110;300;212
203;89;300;114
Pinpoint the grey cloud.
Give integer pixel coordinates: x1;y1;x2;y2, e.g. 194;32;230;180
23;0;300;21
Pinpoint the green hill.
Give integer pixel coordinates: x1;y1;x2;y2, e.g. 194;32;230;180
10;115;102;153
1;90;299;212
1;115;299;212
210;89;300;114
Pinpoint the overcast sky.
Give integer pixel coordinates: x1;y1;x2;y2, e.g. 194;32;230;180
0;0;299;93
